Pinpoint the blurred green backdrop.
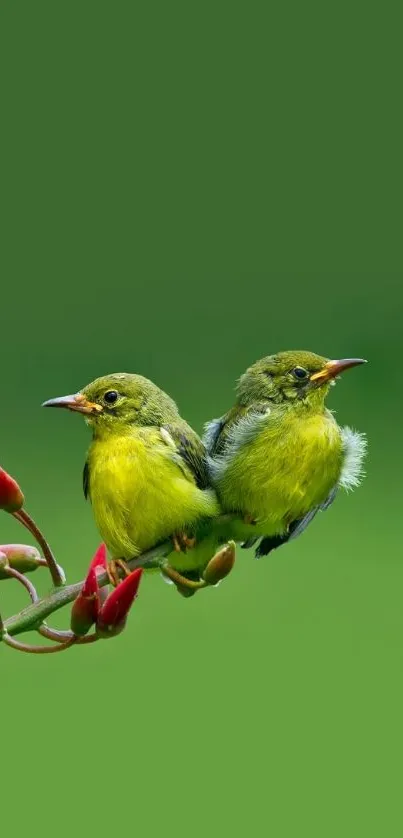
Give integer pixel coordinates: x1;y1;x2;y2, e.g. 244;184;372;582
1;3;402;838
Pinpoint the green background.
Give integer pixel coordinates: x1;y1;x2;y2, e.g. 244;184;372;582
1;3;401;837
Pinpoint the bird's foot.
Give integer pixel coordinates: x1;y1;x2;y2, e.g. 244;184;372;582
107;558;131;587
243;513;257;525
172;532;197;553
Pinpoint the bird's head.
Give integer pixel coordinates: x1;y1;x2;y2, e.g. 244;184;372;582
42;373;179;434
236;351;366;408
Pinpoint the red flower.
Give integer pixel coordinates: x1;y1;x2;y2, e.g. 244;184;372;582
0;468;24;513
96;569;143;639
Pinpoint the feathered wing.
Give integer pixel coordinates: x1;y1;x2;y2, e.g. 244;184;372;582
204;403;271;457
161;422;211;489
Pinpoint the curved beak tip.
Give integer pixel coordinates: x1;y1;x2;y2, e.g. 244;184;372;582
42;395;77;409
42;393;85;412
331;357;368;371
310;357;367;384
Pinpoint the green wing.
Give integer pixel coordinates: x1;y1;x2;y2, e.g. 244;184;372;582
204;402;270;456
161;421;210;489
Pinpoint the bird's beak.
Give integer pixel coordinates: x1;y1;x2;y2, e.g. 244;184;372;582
42;393;103;415
310;358;367;385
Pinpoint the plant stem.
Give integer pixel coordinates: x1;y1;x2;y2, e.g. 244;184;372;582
3;634;77;653
5;566;39;602
13;509;65;588
39;624;74;643
162;564;206;590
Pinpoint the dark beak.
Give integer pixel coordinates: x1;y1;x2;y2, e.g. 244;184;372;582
310;358;367;385
42;393;102;415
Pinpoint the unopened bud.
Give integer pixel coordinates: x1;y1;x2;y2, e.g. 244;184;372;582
202;541;236;585
96;568;143;639
70;545;109;635
0;544;43;579
70;566;99;636
89;543;107;574
89;543;108;603
0;468;24;513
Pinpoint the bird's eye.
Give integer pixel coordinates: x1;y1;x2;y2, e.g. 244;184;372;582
292;366;309;380
104;390;119;404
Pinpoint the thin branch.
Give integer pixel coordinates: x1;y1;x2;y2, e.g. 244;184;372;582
13;509;65;588
39;624;74;643
3;634;77;654
2;564;76;646
161;564;206;590
5;566;39;602
38;623;100;644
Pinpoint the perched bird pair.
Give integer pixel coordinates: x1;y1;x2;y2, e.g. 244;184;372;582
43;351;366;589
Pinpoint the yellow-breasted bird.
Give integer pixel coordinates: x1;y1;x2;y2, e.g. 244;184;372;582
43;374;220;585
203;351;367;557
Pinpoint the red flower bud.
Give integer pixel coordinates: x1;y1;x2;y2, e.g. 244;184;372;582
70;565;100;636
81;565;98;598
70;545;108;636
0;544;43;579
0;468;24;513
89;543;108;604
96;568;143;639
202;541;236;585
89;543;107;574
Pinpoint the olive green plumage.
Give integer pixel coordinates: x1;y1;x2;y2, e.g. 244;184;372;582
204;351;367;556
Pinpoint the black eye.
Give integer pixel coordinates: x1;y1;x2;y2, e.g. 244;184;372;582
292;366;309;380
104;390;119;404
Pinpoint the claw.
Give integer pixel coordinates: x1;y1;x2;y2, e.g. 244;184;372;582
172;532;196;552
107;559;131;587
172;535;182;553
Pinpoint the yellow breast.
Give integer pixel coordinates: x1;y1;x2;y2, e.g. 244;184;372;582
218;410;343;538
87;429;219;559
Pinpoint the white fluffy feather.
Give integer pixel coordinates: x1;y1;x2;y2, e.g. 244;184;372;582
203;418;223;455
207;409;270;484
339;426;367;490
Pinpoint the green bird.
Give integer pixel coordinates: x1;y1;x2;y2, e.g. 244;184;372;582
43;373;221;585
203;351;367;557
